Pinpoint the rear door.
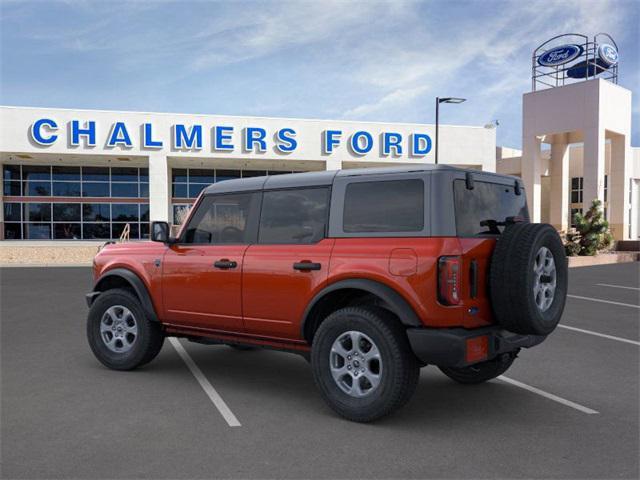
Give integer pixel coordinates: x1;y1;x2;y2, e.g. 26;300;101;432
162;192;260;331
242;187;333;339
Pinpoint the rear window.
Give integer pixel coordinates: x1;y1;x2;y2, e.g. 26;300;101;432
454;179;528;236
343;179;424;233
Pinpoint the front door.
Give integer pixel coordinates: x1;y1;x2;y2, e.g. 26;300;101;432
242;187;332;339
162;191;260;332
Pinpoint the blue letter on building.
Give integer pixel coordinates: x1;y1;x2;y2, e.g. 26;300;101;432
173;124;203;149
350;131;373;155
275;128;297;153
323;130;342;154
107;122;133;148
411;133;432;156
30;118;58;145
382;132;403;155
71;120;96;147
244;127;267;152
143;123;163;148
214;126;234;151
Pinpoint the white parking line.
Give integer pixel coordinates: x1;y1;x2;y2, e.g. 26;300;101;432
169;337;241;427
596;283;640;291
567;294;640;309
498;376;599;415
558;324;640;346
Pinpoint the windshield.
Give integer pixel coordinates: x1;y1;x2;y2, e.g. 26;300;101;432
453;179;529;236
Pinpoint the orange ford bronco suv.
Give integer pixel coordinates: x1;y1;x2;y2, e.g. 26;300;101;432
86;166;567;422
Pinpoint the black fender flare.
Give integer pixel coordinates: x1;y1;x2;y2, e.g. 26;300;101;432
89;268;159;322
301;278;422;338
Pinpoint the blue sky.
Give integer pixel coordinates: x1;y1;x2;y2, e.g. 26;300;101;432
1;0;638;148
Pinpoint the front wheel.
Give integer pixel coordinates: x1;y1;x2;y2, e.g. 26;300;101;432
87;288;164;370
438;352;517;384
311;307;419;423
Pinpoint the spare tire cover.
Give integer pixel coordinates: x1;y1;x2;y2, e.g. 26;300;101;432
489;223;567;335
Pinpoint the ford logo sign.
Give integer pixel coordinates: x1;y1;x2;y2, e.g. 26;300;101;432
598;43;618;66
538;44;583;67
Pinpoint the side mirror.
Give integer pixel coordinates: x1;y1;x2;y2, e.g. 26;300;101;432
151;221;171;243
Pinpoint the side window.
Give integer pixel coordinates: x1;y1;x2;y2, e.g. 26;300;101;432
182;193;258;244
259;188;329;244
343;179;424;233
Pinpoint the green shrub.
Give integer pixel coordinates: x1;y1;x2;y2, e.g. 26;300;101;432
564;199;613;256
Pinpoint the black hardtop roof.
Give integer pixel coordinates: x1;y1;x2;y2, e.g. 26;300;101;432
202;165;517;195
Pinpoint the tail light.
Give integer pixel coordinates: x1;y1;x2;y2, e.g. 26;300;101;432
438;256;461;305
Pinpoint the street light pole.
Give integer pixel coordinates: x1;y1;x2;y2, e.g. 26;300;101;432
434;96;467;165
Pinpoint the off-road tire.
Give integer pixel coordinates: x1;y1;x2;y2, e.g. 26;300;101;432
490;223;567;335
311;306;420;423
87;288;164;370
439;352;517;384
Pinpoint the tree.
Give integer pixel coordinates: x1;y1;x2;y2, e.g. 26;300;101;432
564;199;613;256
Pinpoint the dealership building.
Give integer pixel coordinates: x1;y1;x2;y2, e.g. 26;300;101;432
0;33;638;245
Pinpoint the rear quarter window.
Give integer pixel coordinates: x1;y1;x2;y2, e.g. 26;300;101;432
343;179;424;233
454;179;528;236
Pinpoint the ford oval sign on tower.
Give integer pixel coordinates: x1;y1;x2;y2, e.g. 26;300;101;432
598;43;619;66
537;44;583;67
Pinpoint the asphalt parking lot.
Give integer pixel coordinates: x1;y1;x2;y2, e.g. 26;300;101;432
1;263;638;479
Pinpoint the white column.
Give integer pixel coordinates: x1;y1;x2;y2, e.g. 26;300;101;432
582;126;605;211
549;134;570;231
148;153;170;223
609;134;631;240
522;135;543;222
325;158;342;171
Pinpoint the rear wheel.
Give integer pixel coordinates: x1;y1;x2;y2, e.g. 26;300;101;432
87;288;164;370
438;352;517;384
311;307;419;422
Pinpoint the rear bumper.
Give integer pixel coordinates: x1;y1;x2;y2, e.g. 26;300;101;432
406;326;546;368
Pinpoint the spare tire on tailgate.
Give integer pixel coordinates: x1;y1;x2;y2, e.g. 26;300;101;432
489;223;567;335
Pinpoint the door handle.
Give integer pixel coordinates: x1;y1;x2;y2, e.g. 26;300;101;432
293;261;321;271
214;259;237;269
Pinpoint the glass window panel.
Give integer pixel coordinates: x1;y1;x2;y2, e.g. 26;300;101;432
140;222;150;239
4;202;21;221
4;223;22;239
54;223;81;239
172;183;188;198
172;169;188;183
25;203;51;221
83;203;111;221
173;204;192;225
215;169;240;182
242;170;267;178
344;180;424;233
83;223;111;239
140;183;149;197
82;167;109;181
112;222;139;239
82;182;109;197
183;193;258;244
189;169;216;183
111;182;138;198
22;165;51;181
189;183;207;198
52;182;81;197
140;203;150;222
139;168;149;182
111;167;138;181
571;191;580;203
3;181;21;196
259;188;329;244
24;223;51;239
53;203;81;221
453;180;528;236
571;177;580;189
112;203;139;221
3;165;21;181
26;181;51;196
52;166;80;181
